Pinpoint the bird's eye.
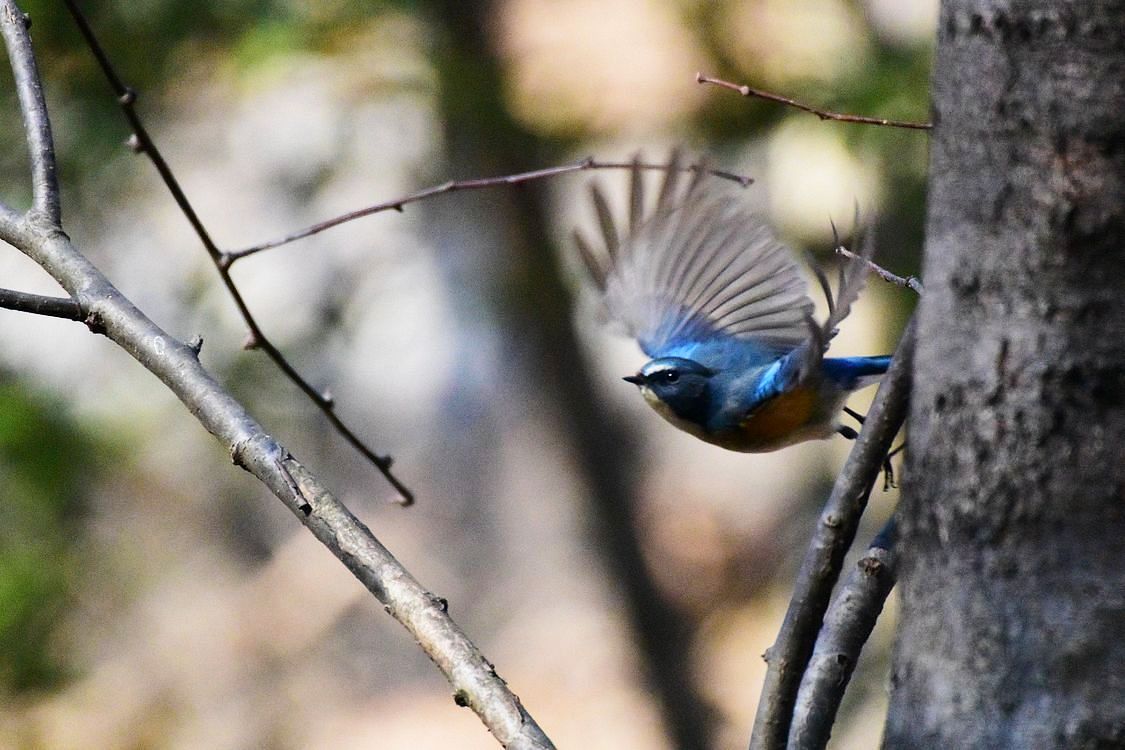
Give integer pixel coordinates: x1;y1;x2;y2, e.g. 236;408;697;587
660;370;679;384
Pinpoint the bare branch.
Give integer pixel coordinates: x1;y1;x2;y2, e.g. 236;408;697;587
837;247;924;294
750;317;915;750
0;287;82;319
0;93;556;750
788;517;899;749
61;0;412;504
697;73;932;131
0;2;60;225
0;3;556;743
224;159;754;262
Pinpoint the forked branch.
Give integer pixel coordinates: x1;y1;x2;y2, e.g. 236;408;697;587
787;518;899;749
61;0;413;503
749;317;915;750
0;2;554;746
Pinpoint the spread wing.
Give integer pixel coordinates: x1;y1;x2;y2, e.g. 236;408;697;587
575;152;816;357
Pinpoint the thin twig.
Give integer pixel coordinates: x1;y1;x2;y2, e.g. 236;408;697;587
0;287;82;319
787;517;899;749
837;247;924;294
749;317;915;750
0;3;60;224
697;73;932;131
61;0;412;504
0;4;554;745
223;159;753;261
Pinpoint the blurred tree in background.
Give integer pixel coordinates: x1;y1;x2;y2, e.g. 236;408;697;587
0;1;931;747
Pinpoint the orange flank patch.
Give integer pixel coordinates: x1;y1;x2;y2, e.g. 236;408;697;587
733;386;818;450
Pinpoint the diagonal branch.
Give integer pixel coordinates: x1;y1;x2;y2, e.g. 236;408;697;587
836;247;924;295
224;159;753;262
787;517;899;749
697;73;932;131
749;316;915;750
4;222;555;750
0;3;554;746
0;3;59;224
61;0;412;503
0;287;82;319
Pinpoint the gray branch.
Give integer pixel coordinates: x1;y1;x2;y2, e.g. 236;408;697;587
749;317;915;750
788;518;899;749
0;3;59;225
0;2;553;747
0;287;82;319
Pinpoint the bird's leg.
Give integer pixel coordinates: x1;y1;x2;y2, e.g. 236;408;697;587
839;407;903;490
881;442;907;490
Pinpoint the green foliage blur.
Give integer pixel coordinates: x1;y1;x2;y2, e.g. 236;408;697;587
0;379;100;693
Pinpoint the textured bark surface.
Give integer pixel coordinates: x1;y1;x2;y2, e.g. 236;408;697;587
887;2;1125;748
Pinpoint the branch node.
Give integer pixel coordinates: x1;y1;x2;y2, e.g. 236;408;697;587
83;310;105;335
242;331;260;351
859;556;886;577
187;334;203;356
118;86;136;106
20;10;29;28
429;594;449;613
229;438;250;467
453;690;471;708
217;252;233;271
125;133;144;153
321;389;334;408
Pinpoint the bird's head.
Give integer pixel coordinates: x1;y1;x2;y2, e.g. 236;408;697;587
624;357;715;424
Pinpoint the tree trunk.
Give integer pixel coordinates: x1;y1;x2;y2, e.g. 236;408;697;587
887;2;1125;748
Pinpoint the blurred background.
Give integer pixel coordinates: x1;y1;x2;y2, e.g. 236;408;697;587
0;0;929;747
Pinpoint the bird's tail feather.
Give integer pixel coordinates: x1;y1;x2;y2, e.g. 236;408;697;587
822;355;893;390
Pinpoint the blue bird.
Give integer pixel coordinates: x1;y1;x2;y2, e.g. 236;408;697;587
574;153;892;452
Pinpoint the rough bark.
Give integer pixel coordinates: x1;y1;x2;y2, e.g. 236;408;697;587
887;2;1125;748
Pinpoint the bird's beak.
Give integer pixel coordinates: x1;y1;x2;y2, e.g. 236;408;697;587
622;374;643;386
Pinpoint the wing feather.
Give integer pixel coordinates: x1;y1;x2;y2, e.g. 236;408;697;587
576;153;874;368
579;154;816;356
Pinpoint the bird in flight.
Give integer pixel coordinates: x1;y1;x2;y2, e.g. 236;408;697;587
574;152;891;452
